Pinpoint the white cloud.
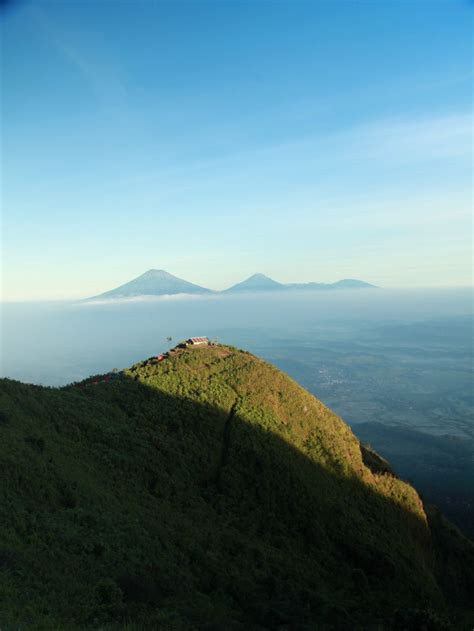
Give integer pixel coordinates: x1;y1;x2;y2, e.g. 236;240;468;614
107;109;472;196
74;293;212;307
347;112;473;162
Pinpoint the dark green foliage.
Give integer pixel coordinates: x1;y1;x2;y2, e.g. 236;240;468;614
0;345;473;630
391;608;453;631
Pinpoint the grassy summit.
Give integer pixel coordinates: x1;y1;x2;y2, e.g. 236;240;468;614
0;344;472;630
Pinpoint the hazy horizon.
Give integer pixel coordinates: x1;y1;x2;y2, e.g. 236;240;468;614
2;284;474;305
2;287;472;383
1;270;473;303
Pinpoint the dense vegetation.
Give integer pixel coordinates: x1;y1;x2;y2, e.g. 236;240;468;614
0;344;473;630
355;422;474;539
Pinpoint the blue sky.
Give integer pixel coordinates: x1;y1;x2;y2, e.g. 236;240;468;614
1;0;472;300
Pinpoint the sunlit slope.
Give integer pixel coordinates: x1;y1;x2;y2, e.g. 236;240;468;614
0;345;472;630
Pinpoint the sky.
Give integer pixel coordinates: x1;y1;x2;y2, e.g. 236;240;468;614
1;0;472;300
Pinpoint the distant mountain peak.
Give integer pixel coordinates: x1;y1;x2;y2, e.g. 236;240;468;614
225;273;283;292
248;272;273;280
331;278;377;288
89;269;212;300
140;269;175;278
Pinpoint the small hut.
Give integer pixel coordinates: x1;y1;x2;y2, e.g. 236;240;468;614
186;337;209;346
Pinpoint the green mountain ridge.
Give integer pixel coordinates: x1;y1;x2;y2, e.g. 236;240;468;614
0;344;472;630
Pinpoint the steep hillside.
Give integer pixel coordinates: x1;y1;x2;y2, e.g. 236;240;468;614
0;345;472;630
355;422;474;539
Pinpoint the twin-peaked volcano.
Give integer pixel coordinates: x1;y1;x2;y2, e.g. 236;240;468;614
89;269;376;300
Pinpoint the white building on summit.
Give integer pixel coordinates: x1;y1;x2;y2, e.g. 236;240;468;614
186;337;209;346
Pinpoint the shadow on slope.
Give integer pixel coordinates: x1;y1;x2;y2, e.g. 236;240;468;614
0;372;473;631
355;422;474;540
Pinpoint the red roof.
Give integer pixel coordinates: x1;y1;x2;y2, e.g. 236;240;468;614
188;337;209;344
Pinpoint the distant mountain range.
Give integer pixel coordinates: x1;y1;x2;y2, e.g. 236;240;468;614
224;273;376;293
89;269;376;300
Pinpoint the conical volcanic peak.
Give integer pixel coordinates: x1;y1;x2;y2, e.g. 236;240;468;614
224;272;283;292
90;269;212;299
141;269;175;277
